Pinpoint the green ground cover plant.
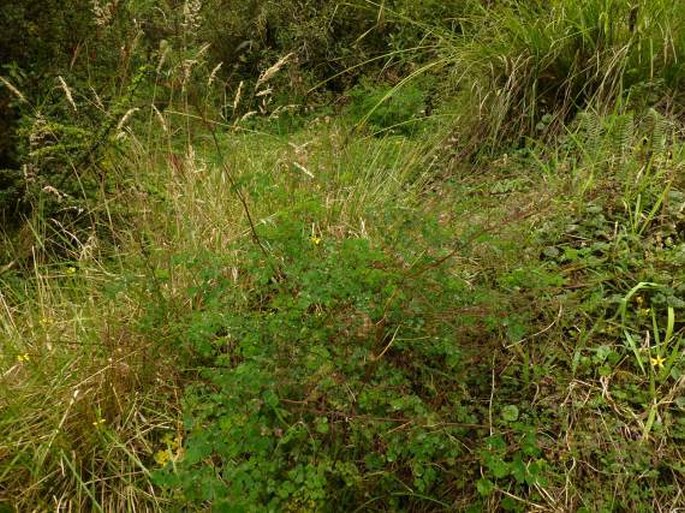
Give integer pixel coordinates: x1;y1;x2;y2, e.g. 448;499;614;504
2;0;685;511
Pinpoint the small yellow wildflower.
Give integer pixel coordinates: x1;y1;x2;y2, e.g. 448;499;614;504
309;236;322;246
161;432;179;449
154;433;183;466
154;449;172;466
66;266;76;275
93;418;106;428
16;353;30;363
650;355;666;368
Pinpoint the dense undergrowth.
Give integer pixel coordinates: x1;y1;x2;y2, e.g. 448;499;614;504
2;0;685;511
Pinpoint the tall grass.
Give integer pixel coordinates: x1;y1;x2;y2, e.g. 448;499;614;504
0;253;179;511
435;0;685;153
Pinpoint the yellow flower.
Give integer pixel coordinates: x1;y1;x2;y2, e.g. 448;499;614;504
309;236;322;246
17;353;30;363
66;266;76;275
93;418;106;428
161;433;179;449
155;433;184;466
154;449;171;466
650;355;666;368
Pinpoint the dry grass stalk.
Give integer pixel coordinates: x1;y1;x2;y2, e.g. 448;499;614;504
152;104;168;132
255;53;294;90
0;76;27;103
208;62;223;87
233;80;244;111
156;40;171;74
182;0;203;32
91;0;119;27
57;76;77;111
116;107;140;132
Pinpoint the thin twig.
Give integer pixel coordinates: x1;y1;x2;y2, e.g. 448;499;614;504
489;353;496;437
194;106;276;270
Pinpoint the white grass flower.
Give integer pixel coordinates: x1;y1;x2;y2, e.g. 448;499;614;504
116;107;140;132
208;62;223;87
57;76;77;111
0;76;27;103
255;53;294;90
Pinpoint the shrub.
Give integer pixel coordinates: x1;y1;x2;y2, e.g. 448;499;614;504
152;217;480;510
200;0;468;100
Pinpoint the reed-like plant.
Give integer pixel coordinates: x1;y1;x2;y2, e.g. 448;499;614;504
435;0;685;153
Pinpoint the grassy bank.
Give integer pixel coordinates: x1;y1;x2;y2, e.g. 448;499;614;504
2;1;685;511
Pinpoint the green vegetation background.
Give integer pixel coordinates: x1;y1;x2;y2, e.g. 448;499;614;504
1;0;685;511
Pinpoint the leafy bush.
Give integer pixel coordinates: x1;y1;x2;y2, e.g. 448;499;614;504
200;0;468;101
0;0;215;255
152;215;486;510
0;0;141;235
